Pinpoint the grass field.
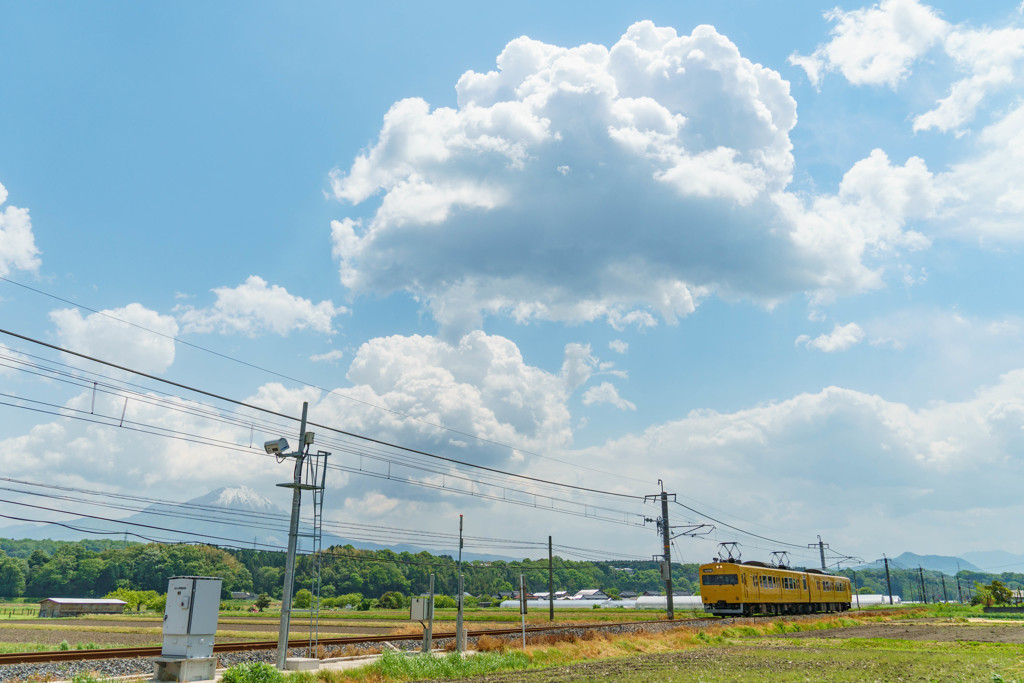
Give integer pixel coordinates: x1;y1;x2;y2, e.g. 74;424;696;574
4;602;1023;681
284;607;1024;682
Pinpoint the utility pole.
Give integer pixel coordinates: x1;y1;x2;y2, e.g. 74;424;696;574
918;567;927;605
941;575;948;603
660;488;674;620
957;575;964;604
883;555;894;605
276;402;309;670
644;481;713;622
456;514;465;652
548;536;554;622
809;536;829;571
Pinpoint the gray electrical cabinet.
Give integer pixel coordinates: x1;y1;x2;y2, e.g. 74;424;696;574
161;576;222;658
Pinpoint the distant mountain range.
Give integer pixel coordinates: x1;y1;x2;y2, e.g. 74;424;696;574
4;487;1024;571
855;551;1024;575
0;486;514;562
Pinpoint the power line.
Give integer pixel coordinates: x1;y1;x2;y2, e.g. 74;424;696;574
0;390;648;528
671;499;807;550
0;327;648;503
0;277;653;486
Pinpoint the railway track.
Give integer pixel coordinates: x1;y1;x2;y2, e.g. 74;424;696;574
0;619;691;666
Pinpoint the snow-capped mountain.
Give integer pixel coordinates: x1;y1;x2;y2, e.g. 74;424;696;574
0;486;291;549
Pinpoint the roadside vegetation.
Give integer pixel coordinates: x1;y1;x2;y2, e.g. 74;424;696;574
212;610;1024;682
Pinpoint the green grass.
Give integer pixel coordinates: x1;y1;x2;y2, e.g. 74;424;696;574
369;649;531;680
0;641;112;653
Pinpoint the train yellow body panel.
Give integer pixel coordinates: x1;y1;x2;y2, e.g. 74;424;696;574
699;560;852;617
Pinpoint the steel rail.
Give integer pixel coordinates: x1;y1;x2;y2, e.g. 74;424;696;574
0;619;688;666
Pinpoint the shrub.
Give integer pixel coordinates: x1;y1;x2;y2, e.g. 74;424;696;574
293;589;313;609
433;595;456;609
59;640;70;650
221;662;284;683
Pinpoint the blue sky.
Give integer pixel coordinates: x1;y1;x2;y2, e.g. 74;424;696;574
3;0;1024;570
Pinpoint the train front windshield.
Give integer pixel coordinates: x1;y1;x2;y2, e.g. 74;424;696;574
701;574;739;585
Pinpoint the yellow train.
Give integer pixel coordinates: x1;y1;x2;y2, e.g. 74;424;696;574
699;559;852;617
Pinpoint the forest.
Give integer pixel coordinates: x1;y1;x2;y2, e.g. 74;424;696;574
1;537;1020;605
0;538;697;600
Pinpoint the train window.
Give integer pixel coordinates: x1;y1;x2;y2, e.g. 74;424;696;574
701;574;739;585
803;579;807;589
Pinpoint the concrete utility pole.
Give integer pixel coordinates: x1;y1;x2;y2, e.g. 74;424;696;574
941;575;948;603
548;536;554;622
644;482;712;622
456;514;465;652
809;536;829;571
422;574;434;653
660;489;674;619
918;567;927;604
883;555;894;605
276;402;309;670
957;575;964;604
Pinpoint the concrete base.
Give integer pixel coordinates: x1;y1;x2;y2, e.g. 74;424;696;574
152;656;217;682
285;658;320;671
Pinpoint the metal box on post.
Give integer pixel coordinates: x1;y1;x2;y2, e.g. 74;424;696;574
162;576;222;657
153;576;222;682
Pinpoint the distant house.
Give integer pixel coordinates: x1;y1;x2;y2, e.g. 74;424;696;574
620;591;639;599
230;591;257;600
38;598;127;618
572;589;609;600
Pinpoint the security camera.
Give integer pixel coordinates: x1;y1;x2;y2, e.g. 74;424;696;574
264;438;290;455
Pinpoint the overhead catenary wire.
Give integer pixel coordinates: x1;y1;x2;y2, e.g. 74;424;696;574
0;476;650;559
0;500;649;565
1;327;866;563
0;327;648;504
0;389;649;528
2;347;639;517
0;277;654;486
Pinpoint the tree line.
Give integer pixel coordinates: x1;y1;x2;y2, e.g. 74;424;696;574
0;538;698;600
2;537;1020;605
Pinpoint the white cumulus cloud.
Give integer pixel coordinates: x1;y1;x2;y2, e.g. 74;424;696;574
330;21;930;337
582;382;636;411
796;322;866;352
49;303;179;374
307;332;588;457
580;369;1024;553
0;181;42;277
176;276;346;336
789;0;948;88
792;0;1024;134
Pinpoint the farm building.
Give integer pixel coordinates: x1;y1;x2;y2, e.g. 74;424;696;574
38;598;128;618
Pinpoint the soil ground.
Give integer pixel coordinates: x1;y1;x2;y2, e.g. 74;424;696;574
774;617;1024;643
464;620;1024;683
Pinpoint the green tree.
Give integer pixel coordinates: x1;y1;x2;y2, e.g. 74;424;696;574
148;594;167;612
988;580;1012;605
255;593;271;611
292;589;312;609
0;556;26;597
378;591;405;609
971;582;993;607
